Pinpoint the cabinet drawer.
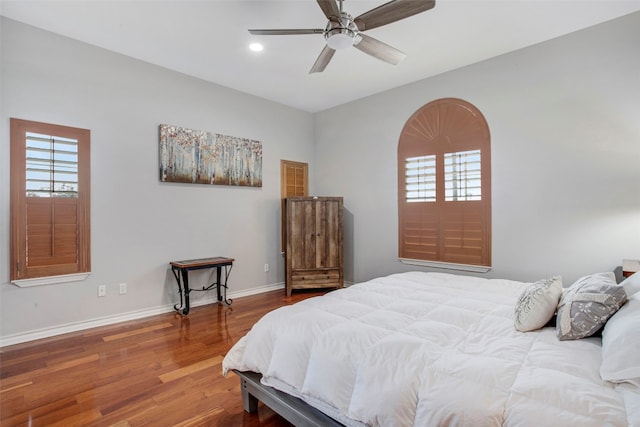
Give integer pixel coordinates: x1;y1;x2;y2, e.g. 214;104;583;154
291;270;341;289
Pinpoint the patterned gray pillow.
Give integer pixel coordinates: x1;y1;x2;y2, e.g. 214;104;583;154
556;272;627;341
514;276;563;332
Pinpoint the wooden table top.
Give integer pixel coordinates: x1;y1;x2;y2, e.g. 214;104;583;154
170;257;234;269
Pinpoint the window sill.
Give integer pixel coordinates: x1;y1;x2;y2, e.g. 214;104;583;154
12;272;91;288
399;258;491;273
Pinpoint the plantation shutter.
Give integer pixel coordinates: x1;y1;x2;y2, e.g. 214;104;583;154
11;119;91;280
398;98;491;267
282;160;308;198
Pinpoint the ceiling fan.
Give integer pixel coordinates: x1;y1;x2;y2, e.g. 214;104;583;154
249;0;436;73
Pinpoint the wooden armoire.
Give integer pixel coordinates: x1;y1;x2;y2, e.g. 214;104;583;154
284;196;344;296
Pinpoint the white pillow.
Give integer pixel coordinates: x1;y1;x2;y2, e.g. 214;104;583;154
514;276;563;332
622;271;640;297
600;293;640;387
556;272;627;340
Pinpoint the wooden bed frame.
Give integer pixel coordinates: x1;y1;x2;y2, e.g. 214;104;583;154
234;370;344;426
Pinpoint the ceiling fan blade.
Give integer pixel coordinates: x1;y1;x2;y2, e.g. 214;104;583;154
249;29;324;36
316;0;341;21
354;0;436;31
309;45;336;74
353;34;406;65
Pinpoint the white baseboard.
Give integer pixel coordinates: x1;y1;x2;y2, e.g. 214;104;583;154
0;282;285;348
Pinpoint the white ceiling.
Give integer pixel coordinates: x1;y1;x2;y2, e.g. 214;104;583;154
2;1;640;112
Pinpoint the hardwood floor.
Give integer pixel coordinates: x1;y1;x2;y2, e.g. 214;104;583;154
0;289;326;426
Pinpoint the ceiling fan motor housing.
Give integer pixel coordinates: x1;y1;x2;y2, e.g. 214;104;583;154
324;12;358;50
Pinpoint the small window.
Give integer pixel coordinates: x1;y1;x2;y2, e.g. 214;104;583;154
26;132;79;197
405;155;436;202
11;118;91;281
444;149;481;201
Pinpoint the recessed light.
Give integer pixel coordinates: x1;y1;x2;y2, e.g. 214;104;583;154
249;43;263;52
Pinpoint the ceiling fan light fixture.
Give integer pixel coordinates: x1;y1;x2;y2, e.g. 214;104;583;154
326;28;355;50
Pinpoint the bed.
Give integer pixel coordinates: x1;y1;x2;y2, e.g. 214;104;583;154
223;271;640;426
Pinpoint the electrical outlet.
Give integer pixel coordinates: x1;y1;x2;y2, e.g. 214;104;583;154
264;263;269;272
98;285;106;297
119;283;127;295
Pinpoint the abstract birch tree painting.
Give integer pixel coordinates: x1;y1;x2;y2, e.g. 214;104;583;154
159;124;262;187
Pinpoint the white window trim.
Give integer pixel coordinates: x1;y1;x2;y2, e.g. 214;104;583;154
12;272;91;288
399;258;491;273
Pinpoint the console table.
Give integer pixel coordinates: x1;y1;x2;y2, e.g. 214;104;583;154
170;256;234;315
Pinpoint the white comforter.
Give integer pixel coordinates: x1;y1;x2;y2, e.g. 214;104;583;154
223;272;629;426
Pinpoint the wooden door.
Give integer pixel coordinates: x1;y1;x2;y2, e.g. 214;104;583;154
315;199;342;269
288;198;316;271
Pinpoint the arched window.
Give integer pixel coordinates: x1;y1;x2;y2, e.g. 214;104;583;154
398;98;491;269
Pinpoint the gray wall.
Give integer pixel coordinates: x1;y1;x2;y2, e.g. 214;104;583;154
1;18;315;343
2;12;640;344
314;12;640;285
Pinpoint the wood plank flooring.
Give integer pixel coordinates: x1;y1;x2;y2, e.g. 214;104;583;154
0;289;326;426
